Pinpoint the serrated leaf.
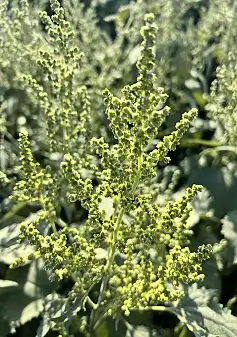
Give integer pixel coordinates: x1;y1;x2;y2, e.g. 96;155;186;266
169;284;237;337
36;315;51;337
51;294;85;323
37;293;68;337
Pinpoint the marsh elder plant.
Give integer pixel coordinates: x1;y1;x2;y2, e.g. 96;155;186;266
2;1;237;336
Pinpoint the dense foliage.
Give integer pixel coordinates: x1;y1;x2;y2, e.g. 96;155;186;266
1;0;237;337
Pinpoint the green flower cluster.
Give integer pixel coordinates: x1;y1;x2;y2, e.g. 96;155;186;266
10;3;212;333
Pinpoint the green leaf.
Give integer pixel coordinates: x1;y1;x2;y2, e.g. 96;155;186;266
0;259;57;332
6;259;58;298
0;243;34;265
95;317;126;337
0;280;18;296
169;284;237;337
36;293;67;337
0;213;49;264
187;165;237;218
125;325;161;337
221;211;237;265
0;290;43;334
18;299;44;326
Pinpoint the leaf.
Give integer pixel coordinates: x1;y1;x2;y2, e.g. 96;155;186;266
0;260;57;332
221;211;237;265
0;244;34;265
95;317;126;337
125;325;161;337
187;165;237;218
169;284;237;337
36;293;67;337
128;45;143;65
51;294;85;324
36;316;51;337
0;291;43;334
0;280;18;296
185;79;200;91
18;299;44;325
0;213;49;264
0;222;22;246
6;259;58;298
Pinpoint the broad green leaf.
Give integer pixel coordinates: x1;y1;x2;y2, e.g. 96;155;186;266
169;284;237;337
0;222;22;245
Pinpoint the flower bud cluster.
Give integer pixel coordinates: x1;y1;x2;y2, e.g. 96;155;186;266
11;7;212;331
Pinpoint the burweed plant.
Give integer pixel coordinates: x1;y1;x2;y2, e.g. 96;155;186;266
5;1;213;335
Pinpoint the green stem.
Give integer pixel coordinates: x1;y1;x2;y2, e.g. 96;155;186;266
91;155;143;329
201;145;237;157
227;296;237;308
134;305;167;312
0;201;27;225
56;217;67;227
180;138;220;148
86;296;97;310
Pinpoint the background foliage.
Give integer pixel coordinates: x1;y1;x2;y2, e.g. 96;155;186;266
1;0;237;336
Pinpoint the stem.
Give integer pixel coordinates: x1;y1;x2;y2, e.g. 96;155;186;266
86;296;97;310
132;305;167;312
51;220;57;234
0;201;27;225
56;217;67;227
201;145;237;156
180;138;220;148
91;155;143;329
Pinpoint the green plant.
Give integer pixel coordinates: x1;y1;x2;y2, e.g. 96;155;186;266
1;1;237;337
5;2;213;335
